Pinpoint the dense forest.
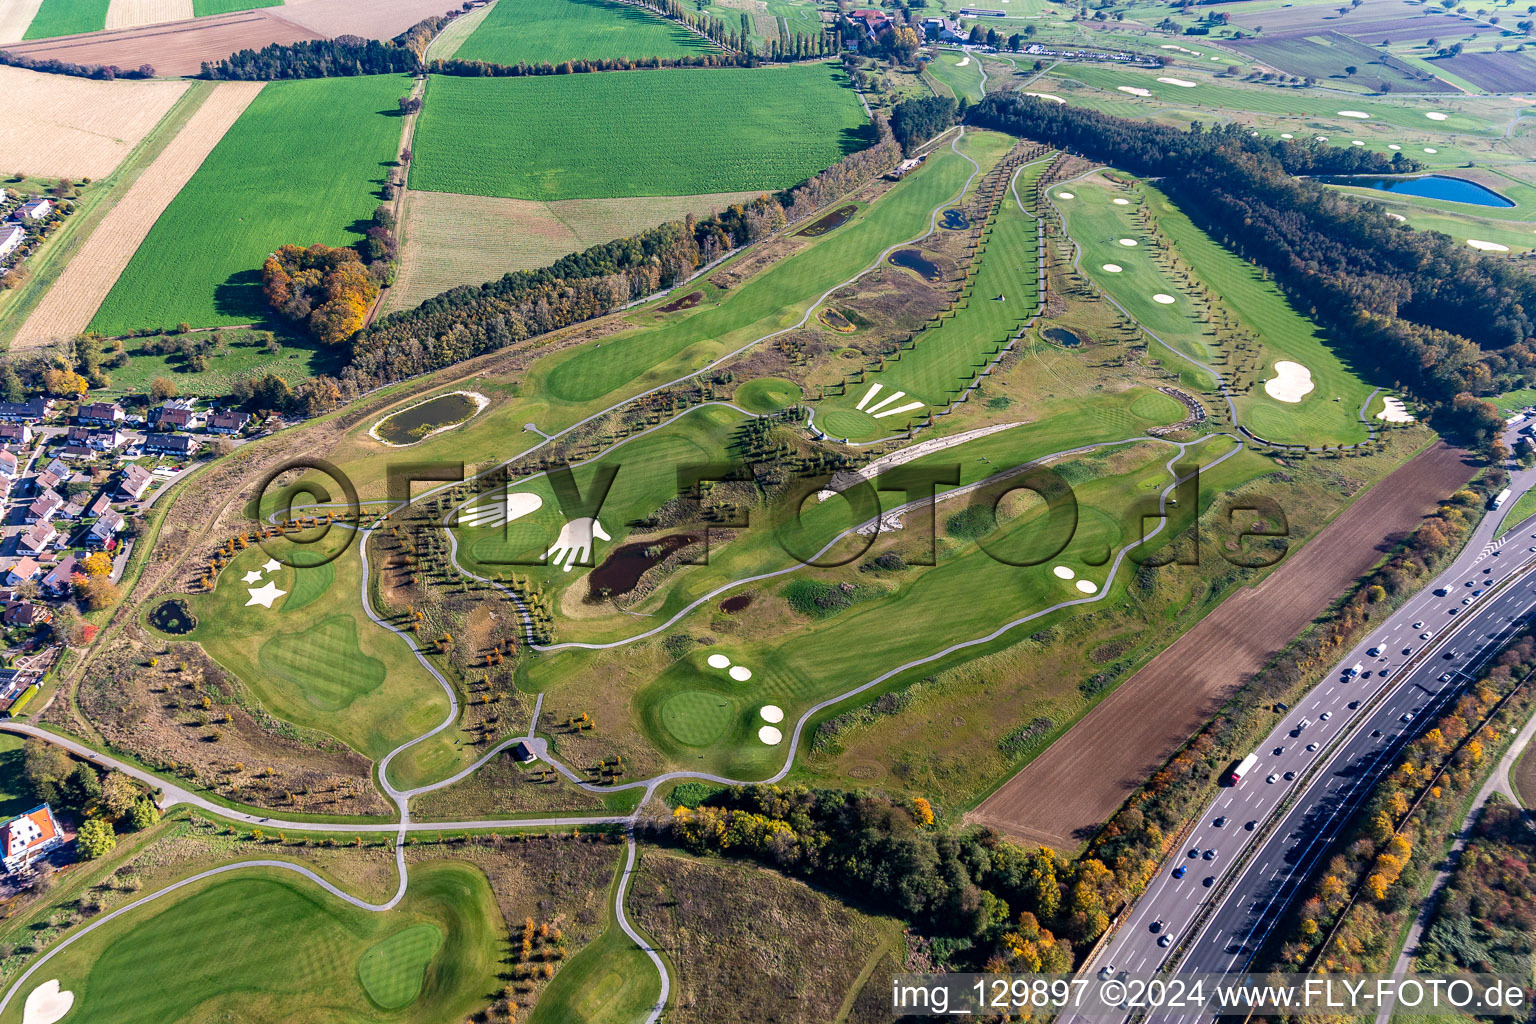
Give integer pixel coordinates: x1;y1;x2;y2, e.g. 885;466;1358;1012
200;36;424;80
890;95;958;154
1416;798;1536;979
964;93;1536;446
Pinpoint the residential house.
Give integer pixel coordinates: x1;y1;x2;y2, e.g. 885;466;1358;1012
76;402;124;426
42;458;68;481
88;428;126;451
206;410;250;435
0;477;11;502
87;493;112;517
57;443;93;462
118;463;153;500
0;450;16;478
88;509;125;547
39;555;78;597
144;433;199;457
152;406;199;432
23;489;63;524
17;522;57;555
33;470;61;494
17;197;52;222
0;399;50;423
0;423;32;446
4;558;41;586
0;224;23;260
60;497;86;519
3;602;51;627
1;805;63;873
849;7;891;37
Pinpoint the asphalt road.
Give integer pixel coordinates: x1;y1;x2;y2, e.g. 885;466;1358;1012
1078;441;1536;1013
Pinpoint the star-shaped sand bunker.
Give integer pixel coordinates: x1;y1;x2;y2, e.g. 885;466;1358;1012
262;558;281;574
241;570;264;584
245;581;287;608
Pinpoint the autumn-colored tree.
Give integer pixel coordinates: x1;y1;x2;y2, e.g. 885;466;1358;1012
261;243;379;346
82;551;112;577
43;367;88;396
912;796;935;826
150;376;179;402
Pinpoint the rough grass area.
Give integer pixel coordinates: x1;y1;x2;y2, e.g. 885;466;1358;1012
0;733;28;818
99;329;338;396
23;0;108;39
454;0;713;64
629;849;901;1024
410;64;871;201
90;74;408;334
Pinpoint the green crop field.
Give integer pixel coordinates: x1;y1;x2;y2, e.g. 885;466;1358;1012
23;0;108;39
193;0;283;15
90;74;408;335
453;0;713;65
0;734;27;818
171;544;450;771
0;865;500;1024
409;64;872;201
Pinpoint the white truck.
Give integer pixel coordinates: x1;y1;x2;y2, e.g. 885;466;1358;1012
1229;752;1259;785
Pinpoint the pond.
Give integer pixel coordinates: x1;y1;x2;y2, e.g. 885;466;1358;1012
371;391;485;446
1325;173;1515;208
658;290;703;313
586;533;699;602
798;204;858;237
888;248;942;281
940;208;970;230
149;598;196;635
1043;326;1084;347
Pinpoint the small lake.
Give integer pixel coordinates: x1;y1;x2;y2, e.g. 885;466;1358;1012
1326;173;1515;208
889;248;942;281
799;204;858;237
940;208;970;229
373;392;483;446
1043;326;1084;347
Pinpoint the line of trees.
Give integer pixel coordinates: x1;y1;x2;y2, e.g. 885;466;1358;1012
963;93;1536;448
0;50;154;80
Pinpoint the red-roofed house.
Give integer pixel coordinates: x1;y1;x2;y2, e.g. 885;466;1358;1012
1;805;62;873
17;521;57;555
5;558;41;586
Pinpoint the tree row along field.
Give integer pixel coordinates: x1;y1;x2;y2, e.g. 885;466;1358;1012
408;63;873;202
87;74;407;336
450;0;715;66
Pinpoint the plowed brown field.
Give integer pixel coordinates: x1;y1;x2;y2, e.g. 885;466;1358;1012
0;10;318;77
967;441;1474;851
276;0;457;39
12;80;264;350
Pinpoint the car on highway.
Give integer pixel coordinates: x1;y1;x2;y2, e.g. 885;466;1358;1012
1475;590;1484;597
1159;934;1173;947
1372;729;1383;737
1245;820;1257;830
1305;742;1318;751
1381;667;1392;677
1267;773;1278;783
1173;865;1186;879
1463;598;1473;605
1401;713;1413;722
1465;580;1475;587
1413;621;1424;629
1273;746;1285;755
1203;876;1215;887
1203;849;1217;860
1320;711;1331;721
1150;920;1163;933
1283;770;1296;780
1214;816;1227;827
1188;848;1201;858
1440;673;1452;681
1421;632;1434;639
1348;701;1360;709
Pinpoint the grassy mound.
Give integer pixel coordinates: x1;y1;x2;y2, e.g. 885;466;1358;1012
734;376;803;414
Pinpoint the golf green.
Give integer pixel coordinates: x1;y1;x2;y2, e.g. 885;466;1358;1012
358;924;444;1010
819;409;878;439
660;690;736;747
734;376;803;414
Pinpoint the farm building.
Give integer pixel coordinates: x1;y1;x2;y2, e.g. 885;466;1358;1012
77;402;125;425
1;805;63;873
0;223;23;259
118;463;154;500
17;198;52;222
923;16;963;41
17;522;58;555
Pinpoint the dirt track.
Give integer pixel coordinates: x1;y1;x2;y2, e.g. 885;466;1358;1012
966;440;1475;851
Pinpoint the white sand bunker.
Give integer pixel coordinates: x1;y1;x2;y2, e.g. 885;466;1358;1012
1316;136;1328;141
1052;565;1076;579
1352;140;1365;146
956;56;971;66
1118;86;1152;97
1338;110;1370;119
760;704;784;723
707;653;731;669
1152;293;1176;304
758;725;783;744
1076;579;1099;594
1423;147;1437;154
1425;111;1448;121
1264;361;1315;403
1118;238;1138;247
1024;92;1066;104
1103;263;1123;272
1376;395;1415;423
1387;213;1407;222
1113;197;1130;205
730;665;753;681
1057;191;1076;199
1468;239;1509;252
22;980;73;1024
1158;76;1197;87
1280;133;1294;139
1388;144;1401;150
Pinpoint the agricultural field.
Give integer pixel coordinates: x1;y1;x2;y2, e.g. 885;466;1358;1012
88;74;407;335
0;65;188;180
0;864;501;1024
451;0;714;65
22;0;109;39
408;64;872;201
383;188;767;313
193;0;283;14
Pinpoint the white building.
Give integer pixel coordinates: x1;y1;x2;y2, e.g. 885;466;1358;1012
0;223;23;259
17;198;52;222
1;805;62;873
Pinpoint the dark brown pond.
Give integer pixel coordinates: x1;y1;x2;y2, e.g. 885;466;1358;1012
1044;326;1084;347
658;290;703;313
586;533;698;601
720;594;753;613
798;204;857;237
821;308;854;330
889;248;941;281
375;392;480;445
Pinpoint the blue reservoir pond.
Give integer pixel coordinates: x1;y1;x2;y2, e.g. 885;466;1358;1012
1324;173;1515;208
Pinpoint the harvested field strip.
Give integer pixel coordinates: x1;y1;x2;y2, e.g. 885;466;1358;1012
193;0;281;13
0;9;318;77
0;65;187;180
89;73;408;334
384;188;769;313
410;64;871;201
272;0;458;37
454;0;713;65
12;81;264;350
106;0;193;30
0;0;44;43
967;440;1474;850
23;0;108;38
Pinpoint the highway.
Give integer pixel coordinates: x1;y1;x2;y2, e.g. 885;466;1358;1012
1076;430;1536;1016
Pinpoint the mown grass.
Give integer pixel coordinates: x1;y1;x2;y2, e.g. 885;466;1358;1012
525;915;659;1024
90;74;408;335
0;864;500;1024
0;733;28;818
454;0;712;64
23;0;108;39
409;64;871;201
927;50;987;102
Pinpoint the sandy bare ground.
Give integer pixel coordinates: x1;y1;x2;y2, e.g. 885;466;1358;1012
105;0;193;31
0;0;45;44
12;81;265;351
0;65;188;180
0;10;319;77
967;441;1474;851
